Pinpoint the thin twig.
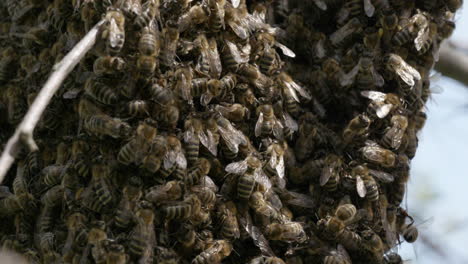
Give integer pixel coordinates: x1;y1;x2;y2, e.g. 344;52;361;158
435;41;468;86
0;20;106;184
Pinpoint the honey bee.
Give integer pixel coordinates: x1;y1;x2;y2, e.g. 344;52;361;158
86;220;108;263
160;22;180;68
361;229;384;262
265;221;307;243
63;212;87;261
277;72;311;102
323;245;352;264
380;9;399;47
155;104;180;131
214;103;248;123
41;185;64;207
384;252;403;264
215;113;247;156
84;78;119;105
84;114;131;139
361;90;402;119
103;8;125;55
183;117;207;165
400;223;418;243
217;200;240;240
192;239;233;264
360;140;396;168
329;17;362;48
0;192;21;216
149;79;175;105
106;242;129;264
93;56;126;76
128;202;156;263
342;113;371;144
6;85;26;125
225;155;272;200
195;34;222;79
381;115;408;150
136;54;158;78
162;194;196;220
335;204;357;224
185;158;211;186
208;0;226;32
0;48;17;82
250;256;287;264
178;4;208;33
222;39;249;72
135;0;160;28
78;163;114;213
255;104;284;139
114;177;142;229
139;21;160;57
320;154;342;193
225;5;250;40
392;13;427;47
145;180;183;204
249;191;280;221
118;120;158;165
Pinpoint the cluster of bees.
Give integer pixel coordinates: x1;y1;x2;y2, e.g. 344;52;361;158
0;0;460;263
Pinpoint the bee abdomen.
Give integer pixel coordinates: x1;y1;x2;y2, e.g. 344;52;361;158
163;203;192;220
237;174;255;200
185;138;200;165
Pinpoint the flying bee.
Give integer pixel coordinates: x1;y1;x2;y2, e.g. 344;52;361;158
342;113;371;144
118;120;157;165
381;115;408;149
192;239;233;264
128;202;156;263
195;34;222;79
115;177;142;229
160;22;180;68
361;90;402;119
255;104;284;139
208;0;226;32
93;56;125;76
84;78;118;105
138;21;160;57
145;180;183;204
178;4;208;32
265;221;307;243
320;154;342;193
84;114;131;139
360;140;396;168
222;39;249;72
330;17;362;48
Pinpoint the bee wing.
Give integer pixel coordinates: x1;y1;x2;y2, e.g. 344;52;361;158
254;168;273;191
330;18;361;46
340;63;360;87
200;176;219;192
198;129;209;148
395;61;421;87
284;85;300;103
218;126;244;153
337;244;352;262
225;40;248;64
63;88;82;99
273;121;284;140
200;92;214;106
176;152;187;170
269;151;277;169
284;191;315;209
376;104;393;119
286;79;311;100
220;174;237;196
390;127;405;149
108;18;123;49
313;0;327;10
204;129;218;156
183;129;195;143
163;151;176;170
372;67;385;87
240;213;275;257
363;0;375;17
274;42;296;58
255;112;264;137
276;156;285;179
231;0;240;8
227;19;249;40
208;38;222;78
320;166;332;186
360;90;386;102
225;160;248;175
283;112;298;132
265;190;283;210
368;169;395;183
356;176;367;198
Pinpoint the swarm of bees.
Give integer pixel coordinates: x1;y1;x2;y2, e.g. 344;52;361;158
0;0;461;263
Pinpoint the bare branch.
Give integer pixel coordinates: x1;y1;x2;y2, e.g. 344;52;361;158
435;41;468;86
0;20;106;184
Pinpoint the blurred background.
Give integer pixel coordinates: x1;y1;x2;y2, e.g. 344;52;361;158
399;5;468;264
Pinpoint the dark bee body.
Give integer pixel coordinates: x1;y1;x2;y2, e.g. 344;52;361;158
163;203;192;220
85;79;118;105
